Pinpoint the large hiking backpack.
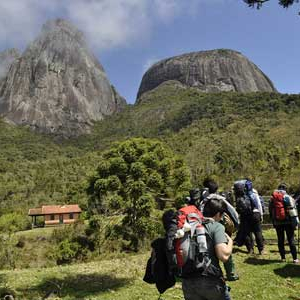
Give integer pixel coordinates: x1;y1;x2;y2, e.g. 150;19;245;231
236;195;253;215
271;190;286;221
233;180;253;215
175;205;208;276
164;205;221;279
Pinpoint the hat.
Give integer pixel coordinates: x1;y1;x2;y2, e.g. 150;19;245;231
278;183;288;191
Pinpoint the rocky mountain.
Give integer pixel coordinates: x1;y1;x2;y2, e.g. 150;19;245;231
0;19;126;137
136;49;276;103
0;48;20;80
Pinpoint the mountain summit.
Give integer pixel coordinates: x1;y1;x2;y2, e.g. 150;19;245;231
0;19;126;137
136;49;276;103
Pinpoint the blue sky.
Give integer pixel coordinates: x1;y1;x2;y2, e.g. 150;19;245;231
0;0;299;104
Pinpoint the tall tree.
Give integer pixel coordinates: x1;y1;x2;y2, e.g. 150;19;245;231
87;137;191;250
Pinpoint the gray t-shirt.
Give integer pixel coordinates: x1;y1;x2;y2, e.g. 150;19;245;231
204;221;227;274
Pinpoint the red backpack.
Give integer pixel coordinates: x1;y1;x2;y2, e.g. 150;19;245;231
272;190;286;221
164;205;223;279
175;205;206;268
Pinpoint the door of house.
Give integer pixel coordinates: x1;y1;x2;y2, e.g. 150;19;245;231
59;214;63;224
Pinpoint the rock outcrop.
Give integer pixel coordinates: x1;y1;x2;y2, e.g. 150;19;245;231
0;19;126;137
136;49;276;103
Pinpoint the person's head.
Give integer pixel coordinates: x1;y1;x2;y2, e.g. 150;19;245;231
189;188;201;204
203;198;227;220
203;178;218;194
278;183;288;191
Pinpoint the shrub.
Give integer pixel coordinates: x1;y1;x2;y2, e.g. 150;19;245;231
49;223;91;265
0;213;31;234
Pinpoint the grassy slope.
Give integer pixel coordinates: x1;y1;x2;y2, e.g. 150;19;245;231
1;230;300;299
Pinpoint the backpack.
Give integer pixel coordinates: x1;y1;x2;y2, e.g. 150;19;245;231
165;205;221;279
233;180;246;197
233;181;252;215
236;195;253;215
271;190;286;221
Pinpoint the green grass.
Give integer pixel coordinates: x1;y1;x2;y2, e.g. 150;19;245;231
1;229;300;299
15;226;57;238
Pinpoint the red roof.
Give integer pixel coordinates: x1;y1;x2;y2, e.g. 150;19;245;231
28;204;81;216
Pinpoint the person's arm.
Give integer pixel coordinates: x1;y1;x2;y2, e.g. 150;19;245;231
215;233;233;262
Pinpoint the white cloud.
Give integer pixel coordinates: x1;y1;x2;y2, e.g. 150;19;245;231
153;0;181;22
0;0;61;51
65;0;150;51
0;0;203;53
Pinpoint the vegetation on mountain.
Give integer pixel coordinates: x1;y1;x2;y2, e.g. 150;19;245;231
2;86;300;219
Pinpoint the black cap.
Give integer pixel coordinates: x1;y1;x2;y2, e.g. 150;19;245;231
278;183;288;191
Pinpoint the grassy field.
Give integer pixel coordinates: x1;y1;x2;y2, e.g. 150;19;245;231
1;229;300;299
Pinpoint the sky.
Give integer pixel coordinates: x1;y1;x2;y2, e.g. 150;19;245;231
0;0;299;104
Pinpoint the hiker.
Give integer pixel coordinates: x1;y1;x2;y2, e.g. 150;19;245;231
181;198;233;300
233;179;265;254
269;183;299;263
197;179;239;281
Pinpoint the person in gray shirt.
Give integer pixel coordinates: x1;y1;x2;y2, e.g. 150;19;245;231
182;198;233;300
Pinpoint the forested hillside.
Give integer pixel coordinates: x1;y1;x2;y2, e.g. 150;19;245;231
1;85;300;217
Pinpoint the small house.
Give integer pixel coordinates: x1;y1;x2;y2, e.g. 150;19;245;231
28;204;82;227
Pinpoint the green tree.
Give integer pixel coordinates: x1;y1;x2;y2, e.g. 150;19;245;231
87;138;191;251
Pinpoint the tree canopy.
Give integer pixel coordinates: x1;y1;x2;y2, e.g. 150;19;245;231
244;0;298;9
86;137;191;250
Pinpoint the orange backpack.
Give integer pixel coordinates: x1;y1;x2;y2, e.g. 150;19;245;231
272;191;286;221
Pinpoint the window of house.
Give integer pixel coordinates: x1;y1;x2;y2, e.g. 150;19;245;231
50;214;55;220
69;213;74;219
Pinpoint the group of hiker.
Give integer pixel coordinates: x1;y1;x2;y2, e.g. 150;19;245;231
144;178;300;300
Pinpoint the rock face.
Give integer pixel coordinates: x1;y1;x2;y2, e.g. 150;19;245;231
0;48;20;80
0;19;126;137
136;49;276;103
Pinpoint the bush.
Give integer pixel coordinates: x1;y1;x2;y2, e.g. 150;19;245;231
0;213;31;234
49;223;91;265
